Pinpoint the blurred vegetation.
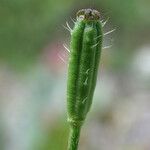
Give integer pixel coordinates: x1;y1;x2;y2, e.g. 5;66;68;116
0;123;5;150
0;0;72;69
31;119;68;150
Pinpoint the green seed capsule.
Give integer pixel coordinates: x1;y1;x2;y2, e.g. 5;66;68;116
66;9;103;150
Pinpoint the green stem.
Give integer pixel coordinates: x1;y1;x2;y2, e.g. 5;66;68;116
67;126;81;150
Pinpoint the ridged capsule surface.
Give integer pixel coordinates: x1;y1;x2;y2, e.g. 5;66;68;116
67;9;103;127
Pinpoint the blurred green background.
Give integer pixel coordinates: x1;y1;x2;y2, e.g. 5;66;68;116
0;0;150;150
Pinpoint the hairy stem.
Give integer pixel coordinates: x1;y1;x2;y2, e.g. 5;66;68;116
67;126;81;150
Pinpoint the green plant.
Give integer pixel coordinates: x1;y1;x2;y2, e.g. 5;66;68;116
66;9;103;150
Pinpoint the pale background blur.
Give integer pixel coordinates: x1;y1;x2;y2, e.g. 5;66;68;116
0;0;150;150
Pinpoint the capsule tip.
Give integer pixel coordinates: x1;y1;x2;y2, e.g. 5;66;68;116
76;8;100;20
